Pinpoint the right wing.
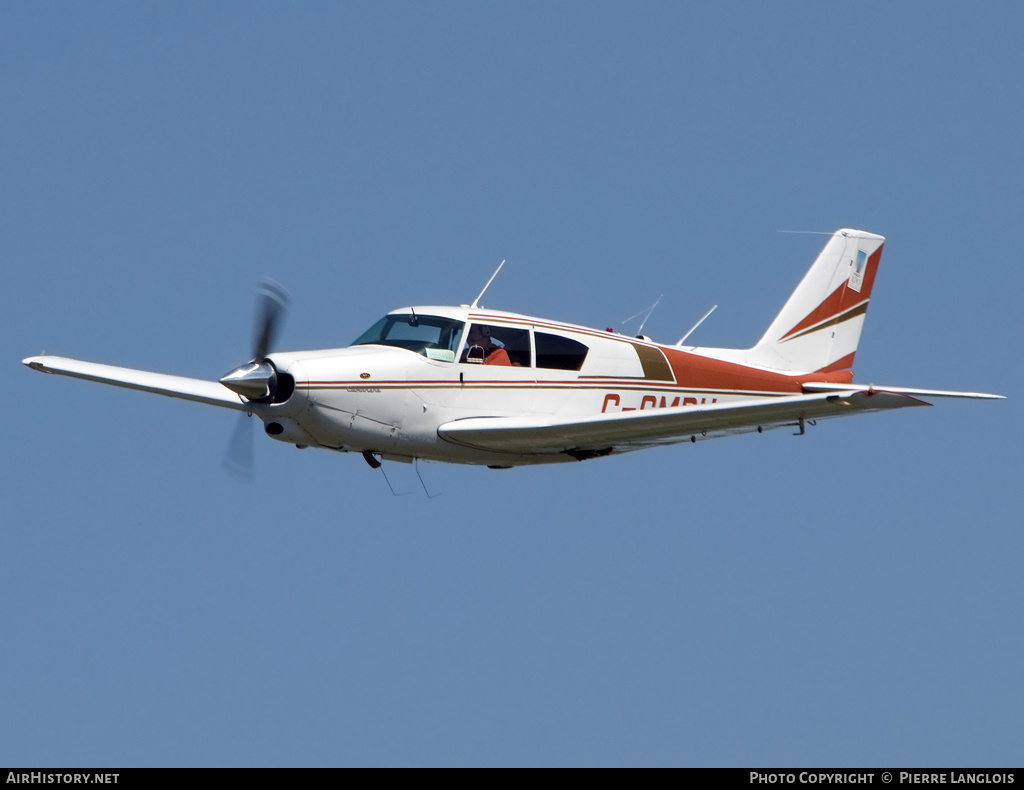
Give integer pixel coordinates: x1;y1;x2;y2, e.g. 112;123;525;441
438;389;934;457
23;356;248;411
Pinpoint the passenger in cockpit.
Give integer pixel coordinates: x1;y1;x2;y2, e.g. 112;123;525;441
462;324;511;366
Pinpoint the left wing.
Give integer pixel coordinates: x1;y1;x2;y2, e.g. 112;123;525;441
437;389;935;456
22;356;248;411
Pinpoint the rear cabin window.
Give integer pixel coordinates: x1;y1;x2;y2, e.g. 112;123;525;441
535;332;588;371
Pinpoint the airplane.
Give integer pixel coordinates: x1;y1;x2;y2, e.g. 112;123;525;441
22;229;1002;471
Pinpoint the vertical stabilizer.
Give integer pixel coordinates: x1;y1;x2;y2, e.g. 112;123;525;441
746;229;885;374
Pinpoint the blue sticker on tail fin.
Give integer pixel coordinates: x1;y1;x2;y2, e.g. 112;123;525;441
849;249;867;292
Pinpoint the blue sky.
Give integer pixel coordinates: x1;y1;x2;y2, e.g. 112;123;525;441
3;1;1021;767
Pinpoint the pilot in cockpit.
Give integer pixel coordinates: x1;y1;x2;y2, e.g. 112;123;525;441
461;324;511;366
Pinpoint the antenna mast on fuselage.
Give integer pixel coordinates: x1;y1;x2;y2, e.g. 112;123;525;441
621;295;663;338
676;304;718;346
470;259;506;309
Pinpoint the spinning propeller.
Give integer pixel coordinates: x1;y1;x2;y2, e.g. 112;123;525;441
220;280;290;401
221;279;290;479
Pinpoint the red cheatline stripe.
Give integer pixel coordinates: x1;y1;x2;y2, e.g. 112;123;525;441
815;353;856;375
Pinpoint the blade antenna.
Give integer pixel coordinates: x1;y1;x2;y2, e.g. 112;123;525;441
676;304;718;346
470;259;506;309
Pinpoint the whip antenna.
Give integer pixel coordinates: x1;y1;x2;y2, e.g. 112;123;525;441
471;259;506;309
621;295;663;337
676;304;717;346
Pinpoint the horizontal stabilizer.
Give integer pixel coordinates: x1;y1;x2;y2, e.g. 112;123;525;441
800;382;1005;400
23;356;248;411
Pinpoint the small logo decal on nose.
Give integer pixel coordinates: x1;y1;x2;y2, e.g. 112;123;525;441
360;372;371;379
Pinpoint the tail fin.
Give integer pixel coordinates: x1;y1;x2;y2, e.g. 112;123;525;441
746;229;885;374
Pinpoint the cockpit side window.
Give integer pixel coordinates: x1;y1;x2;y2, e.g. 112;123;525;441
352;314;465;361
460;324;530;367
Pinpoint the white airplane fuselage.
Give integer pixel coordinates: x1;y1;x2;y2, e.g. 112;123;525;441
255;305;841;467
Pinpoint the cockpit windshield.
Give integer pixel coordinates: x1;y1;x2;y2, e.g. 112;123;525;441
352;314;465;362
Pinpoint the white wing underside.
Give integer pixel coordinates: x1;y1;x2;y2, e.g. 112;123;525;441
438;386;1001;457
22;356;247;411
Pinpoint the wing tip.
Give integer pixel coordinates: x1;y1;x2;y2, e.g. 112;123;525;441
23;356;52;372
